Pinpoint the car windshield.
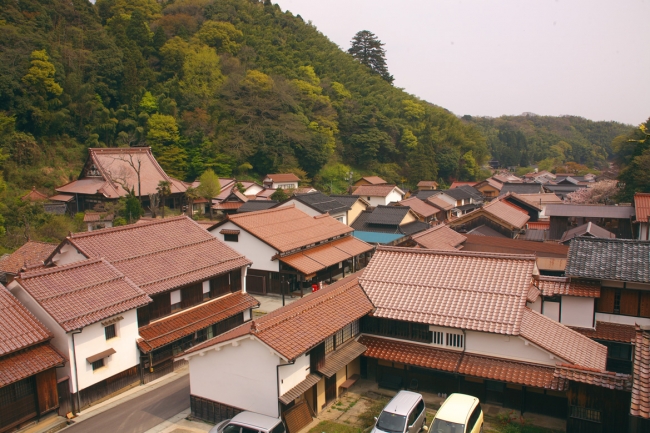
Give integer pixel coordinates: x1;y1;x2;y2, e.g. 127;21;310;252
430;418;465;433
376;411;406;433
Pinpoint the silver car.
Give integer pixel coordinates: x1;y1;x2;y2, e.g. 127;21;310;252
372;390;427;433
209;411;286;433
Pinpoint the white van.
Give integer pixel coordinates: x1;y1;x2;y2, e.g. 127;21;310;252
430;393;483;433
372;390;427;433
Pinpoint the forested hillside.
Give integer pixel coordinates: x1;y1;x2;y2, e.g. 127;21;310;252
0;0;490;198
464;114;633;171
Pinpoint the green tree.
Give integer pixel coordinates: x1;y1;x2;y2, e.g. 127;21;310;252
197;169;221;220
196;21;243;54
270;188;289;202
121;190;144;223
348;30;393;84
156;180;172;218
147;114;179;148
179;44;225;107
22;50;63;96
459;151;479;181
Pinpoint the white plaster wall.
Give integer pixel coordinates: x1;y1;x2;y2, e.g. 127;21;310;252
278;200;321;217
639;223;648;241
279;353;310;395
9;283;73;386
386;190;404;205
542;301;560;322
527;298;542;313
209;221;279;272
273;182;299;189
364;196;387;207
560;296;594;328
465;331;559;366
244;184;264;196
188;338;280;418
243;309;251;321
72;309;141;391
52;242;87;266
596;313;650;327
435;193;457;207
331;211;347;225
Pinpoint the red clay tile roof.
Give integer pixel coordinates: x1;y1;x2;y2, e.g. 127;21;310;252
17;258;151;332
450;182;478;189
48;194;75;203
352;184;402;198
0;241;57;276
222;205;353;253
463;234;568;257
533;276;600;298
503;193;543;212
571;321;636;343
360;335;558;389
527;221;550;230
0;286;52;356
515;193;563;206
56;147;186;198
359;247;536;335
410;225;466;251
448;199;530;230
519;308;607;370
527;285;541;303
632;326;650;418
279;236;373;275
635;193;650;223
83;212;114;223
399;197;439;218
215;202;245;210
21;187;49;202
137;292;259;353
0;343;65;387
183;273;374;361
426;196;454;211
553;364;631;391
266;173;300;182
476;178;503;191
417;181;438;188
60;216;251;296
359;176;388;185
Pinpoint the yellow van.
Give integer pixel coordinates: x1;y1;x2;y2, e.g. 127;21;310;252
429;393;483;433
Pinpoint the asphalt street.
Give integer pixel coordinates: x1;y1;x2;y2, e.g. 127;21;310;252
63;374;190;433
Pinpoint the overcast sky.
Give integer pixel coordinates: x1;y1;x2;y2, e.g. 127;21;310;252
276;0;649;125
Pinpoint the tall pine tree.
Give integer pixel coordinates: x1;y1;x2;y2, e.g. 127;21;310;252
348;30;394;84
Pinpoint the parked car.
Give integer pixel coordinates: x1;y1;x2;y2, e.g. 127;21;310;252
430;393;483;433
209;411;286;433
372;390;427;433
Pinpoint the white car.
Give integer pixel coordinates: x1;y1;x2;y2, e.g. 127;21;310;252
209;411;286;433
372;390;427;433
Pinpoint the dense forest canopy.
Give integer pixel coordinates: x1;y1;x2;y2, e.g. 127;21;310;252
463;114;633;172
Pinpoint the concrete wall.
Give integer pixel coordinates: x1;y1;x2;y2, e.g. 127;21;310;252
278;353;310;396
188;337;280;418
73;309;140;391
465;330;559;366
52;242;87;266
542;301;560;322
560;296;594;328
210;221;279;272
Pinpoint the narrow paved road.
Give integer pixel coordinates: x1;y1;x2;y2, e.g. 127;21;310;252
64;375;190;433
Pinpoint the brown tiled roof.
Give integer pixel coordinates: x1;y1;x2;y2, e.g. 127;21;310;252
17;258;152;332
279;236;373;276
553;364;631;392
515;193;563;206
503;192;543;211
0;286;52;356
527;221;550;230
450;181;478;189
635;193;650;223
0;343;65;387
184;273;374;361
83;212;114;223
533;276;600;298
399;197;439;218
352;184;402;198
417;181;438;188
632;326;650;418
360;247;536;335
223;205;353;253
571;321;636;343
48;194;75;202
426;196;454;211
410;225;466;251
317;340;367;377
519;308;607;370
215;202;244;210
527;285;541;303
477;178;503;191
448;199;530;230
0;241;57;276
359;176;387;185
560;222;616;243
61;216;251;296
359;335;558;389
463;234;568;257
279;374;321;405
21;187;49;202
56;147;186;198
137;292;259;353
266;173;300;182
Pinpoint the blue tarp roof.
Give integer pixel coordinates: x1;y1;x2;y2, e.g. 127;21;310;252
353;231;405;245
